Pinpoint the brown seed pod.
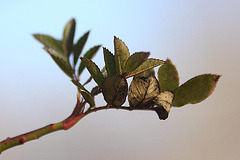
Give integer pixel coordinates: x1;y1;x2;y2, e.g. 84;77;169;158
128;76;160;109
102;75;128;107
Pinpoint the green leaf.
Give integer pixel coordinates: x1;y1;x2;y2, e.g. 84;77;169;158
83;76;93;86
102;75;128;107
78;45;101;76
73;31;90;65
71;80;95;107
33;34;64;54
114;36;130;75
83;66;107;86
103;47;116;76
158;58;179;92
91;86;101;96
44;47;73;78
80;57;104;88
81;90;95;107
172;74;221;107
128;76;160;109
63;18;76;57
126;58;164;78
124;52;150;74
134;69;155;79
71;80;88;91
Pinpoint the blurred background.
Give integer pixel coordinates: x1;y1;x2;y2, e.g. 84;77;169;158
0;0;239;159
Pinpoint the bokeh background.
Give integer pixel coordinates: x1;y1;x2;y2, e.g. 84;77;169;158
0;0;239;159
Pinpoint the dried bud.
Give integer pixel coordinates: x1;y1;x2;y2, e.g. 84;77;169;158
102;75;128;107
154;91;174;120
128;76;160;109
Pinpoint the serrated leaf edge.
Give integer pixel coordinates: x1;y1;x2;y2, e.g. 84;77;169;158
125;58;165;78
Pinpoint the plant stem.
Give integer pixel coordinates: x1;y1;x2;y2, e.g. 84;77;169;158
0;113;87;154
84;105;154;115
0;103;153;154
0;100;86;154
0;122;63;154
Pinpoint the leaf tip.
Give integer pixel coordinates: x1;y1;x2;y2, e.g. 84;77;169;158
212;74;221;82
69;18;76;23
32;34;40;40
114;36;128;48
114;36;123;46
102;47;112;53
66;18;76;27
96;44;102;48
165;57;171;62
102;46;107;50
32;33;37;37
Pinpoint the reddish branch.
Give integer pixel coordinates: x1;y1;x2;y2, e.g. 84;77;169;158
0;100;86;154
0;99;153;154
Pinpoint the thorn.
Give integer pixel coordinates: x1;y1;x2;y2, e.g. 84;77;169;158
20;137;26;144
2;137;11;144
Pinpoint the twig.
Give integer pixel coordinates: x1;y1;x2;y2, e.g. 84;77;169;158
0;102;154;154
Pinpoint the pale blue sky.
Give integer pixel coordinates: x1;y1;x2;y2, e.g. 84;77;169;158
1;0;240;160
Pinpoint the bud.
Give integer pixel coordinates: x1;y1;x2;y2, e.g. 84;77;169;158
102;75;128;107
128;76;160;109
154;91;174;120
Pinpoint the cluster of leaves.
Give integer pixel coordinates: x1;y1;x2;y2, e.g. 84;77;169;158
101;37;164;107
128;59;220;119
81;36;220;120
34;18;220;120
33;19;101;108
33;18;101;80
0;18;222;156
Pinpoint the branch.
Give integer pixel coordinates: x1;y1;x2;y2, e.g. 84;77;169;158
0;122;63;154
0;101;86;154
0;102;153;154
84;105;154;115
